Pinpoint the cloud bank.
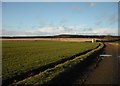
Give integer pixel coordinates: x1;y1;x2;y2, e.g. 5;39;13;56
2;25;118;36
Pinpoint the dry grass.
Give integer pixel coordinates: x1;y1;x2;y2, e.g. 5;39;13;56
2;38;98;42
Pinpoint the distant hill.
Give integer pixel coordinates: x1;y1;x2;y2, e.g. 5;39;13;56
1;34;120;39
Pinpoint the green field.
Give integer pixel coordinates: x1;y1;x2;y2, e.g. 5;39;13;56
112;41;120;45
116;41;120;44
2;40;99;83
16;42;104;85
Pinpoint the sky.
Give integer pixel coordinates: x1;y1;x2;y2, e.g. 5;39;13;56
2;2;119;36
1;0;120;2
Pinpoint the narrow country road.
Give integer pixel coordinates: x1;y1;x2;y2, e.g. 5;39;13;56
83;43;119;85
49;43;119;85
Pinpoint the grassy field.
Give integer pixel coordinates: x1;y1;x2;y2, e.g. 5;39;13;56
116;41;120;44
16;42;104;85
111;41;120;45
2;40;99;83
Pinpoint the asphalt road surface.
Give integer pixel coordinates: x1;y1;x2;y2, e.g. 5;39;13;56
83;43;119;85
48;43;120;85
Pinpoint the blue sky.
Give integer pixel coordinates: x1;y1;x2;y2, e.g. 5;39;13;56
1;0;119;2
2;2;118;36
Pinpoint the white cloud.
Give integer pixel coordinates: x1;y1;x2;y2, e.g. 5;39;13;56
2;26;118;36
1;29;28;36
26;26;75;36
91;27;118;35
38;27;64;33
26;26;118;36
89;2;96;7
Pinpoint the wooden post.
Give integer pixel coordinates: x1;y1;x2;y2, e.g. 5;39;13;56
92;39;96;43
